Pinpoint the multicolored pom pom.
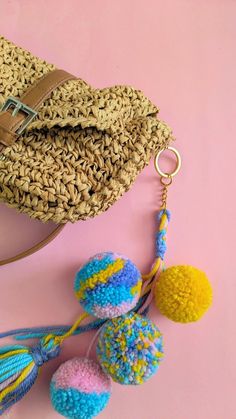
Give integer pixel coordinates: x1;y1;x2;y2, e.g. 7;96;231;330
154;265;213;323
50;358;112;419
74;252;142;318
97;313;164;385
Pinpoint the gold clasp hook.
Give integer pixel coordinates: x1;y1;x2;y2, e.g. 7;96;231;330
154;146;181;209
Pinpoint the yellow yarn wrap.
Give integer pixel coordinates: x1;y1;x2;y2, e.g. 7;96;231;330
154;265;213;323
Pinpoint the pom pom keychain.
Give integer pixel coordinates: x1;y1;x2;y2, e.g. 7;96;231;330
0;273;155;417
150;147;213;322
0;146;213;418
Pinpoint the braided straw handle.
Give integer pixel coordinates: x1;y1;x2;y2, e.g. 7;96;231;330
0;224;64;266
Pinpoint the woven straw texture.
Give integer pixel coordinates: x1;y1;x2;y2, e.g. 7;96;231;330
0;36;173;223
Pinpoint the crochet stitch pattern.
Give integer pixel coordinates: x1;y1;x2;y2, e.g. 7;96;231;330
0;36;173;223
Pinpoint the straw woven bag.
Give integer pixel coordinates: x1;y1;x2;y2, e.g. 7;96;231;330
0;36;173;264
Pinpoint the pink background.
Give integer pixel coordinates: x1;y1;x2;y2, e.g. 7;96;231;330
0;1;235;418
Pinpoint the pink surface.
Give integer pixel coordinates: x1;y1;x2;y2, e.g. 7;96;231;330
0;1;235;418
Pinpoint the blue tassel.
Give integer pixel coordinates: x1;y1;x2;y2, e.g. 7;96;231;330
0;338;60;415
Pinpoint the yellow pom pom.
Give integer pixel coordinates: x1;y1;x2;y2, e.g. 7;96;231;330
154;265;213;323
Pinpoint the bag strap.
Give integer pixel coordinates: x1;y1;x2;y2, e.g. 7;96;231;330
0;69;75;148
0;69;77;265
0;224;65;266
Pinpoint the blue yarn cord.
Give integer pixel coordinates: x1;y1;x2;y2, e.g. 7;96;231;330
155;209;171;260
0;319;105;341
0;359;30;382
0;293;151;342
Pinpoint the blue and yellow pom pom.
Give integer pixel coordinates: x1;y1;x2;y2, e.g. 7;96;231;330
74;252;142;318
154;265;213;323
96;313;164;385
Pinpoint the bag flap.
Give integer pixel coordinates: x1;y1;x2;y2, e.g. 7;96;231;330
0;36;158;134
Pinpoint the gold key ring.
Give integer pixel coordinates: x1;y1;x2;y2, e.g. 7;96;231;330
154;146;181;178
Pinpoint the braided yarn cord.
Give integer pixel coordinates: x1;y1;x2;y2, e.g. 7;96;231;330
0;37;173;223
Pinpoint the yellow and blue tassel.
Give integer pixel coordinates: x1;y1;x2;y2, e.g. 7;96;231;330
0;313;89;415
0;338;60;414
